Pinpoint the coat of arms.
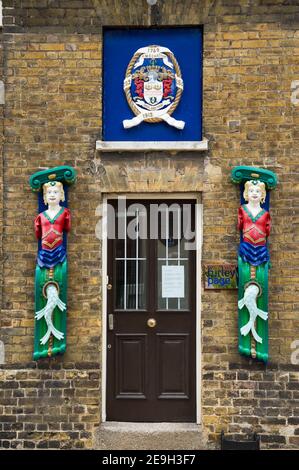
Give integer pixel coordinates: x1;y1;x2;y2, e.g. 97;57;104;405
123;45;185;130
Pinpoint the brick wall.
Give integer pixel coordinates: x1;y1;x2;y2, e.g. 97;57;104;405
0;0;299;449
1;31;102;362
0;362;100;449
0;28;103;448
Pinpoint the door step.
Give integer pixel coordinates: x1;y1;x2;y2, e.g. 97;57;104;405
94;422;208;450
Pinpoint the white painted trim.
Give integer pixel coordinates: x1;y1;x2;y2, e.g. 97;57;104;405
101;193;202;424
101;197;108;423
96;139;208;152
196;198;203;425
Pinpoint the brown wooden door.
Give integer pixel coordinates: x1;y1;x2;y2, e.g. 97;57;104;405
106;199;196;422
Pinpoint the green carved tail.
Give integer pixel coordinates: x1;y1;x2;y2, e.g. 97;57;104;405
255;262;269;362
238;256;269;362
33;261;67;360
238;256;251;357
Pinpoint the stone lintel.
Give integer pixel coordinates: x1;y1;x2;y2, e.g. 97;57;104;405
96;139;209;153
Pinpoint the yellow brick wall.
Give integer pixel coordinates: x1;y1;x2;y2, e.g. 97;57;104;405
1;33;102;363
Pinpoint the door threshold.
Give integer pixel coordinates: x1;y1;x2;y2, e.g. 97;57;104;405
95;421;206;450
100;422;200;433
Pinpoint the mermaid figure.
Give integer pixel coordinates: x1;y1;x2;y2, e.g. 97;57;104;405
237;179;271;362
232;166;277;362
33;181;71;359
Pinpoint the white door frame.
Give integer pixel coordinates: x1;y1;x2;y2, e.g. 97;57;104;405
101;193;202;424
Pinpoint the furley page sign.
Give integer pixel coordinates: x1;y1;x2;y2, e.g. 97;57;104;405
204;264;237;290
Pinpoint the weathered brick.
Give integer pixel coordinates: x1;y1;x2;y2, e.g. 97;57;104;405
261;435;286;444
0;432;17;439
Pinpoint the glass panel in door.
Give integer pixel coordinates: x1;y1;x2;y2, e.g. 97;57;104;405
114;204;147;311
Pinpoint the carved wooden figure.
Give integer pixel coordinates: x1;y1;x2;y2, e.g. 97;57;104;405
29;166;77;360
232;166;277;362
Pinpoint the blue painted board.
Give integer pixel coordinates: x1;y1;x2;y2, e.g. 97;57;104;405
103;27;203;141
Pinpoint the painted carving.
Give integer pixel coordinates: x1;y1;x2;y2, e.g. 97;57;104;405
232;167;277;362
123;45;185;130
29;166;77;360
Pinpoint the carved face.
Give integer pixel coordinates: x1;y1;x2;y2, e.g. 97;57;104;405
45;185;63;206
247;184;263;203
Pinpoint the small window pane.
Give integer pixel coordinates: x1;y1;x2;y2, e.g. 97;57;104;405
115;260;146;310
115;212;125;258
126;260;136;309
115;260;124;309
137;260;146;309
126;215;137;259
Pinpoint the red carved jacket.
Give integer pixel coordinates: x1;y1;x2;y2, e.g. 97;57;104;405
34;207;71;251
238;205;271;246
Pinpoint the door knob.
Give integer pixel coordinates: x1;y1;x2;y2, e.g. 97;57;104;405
147;318;157;328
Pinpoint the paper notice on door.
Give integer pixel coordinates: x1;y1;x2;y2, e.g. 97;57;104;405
162;265;185;298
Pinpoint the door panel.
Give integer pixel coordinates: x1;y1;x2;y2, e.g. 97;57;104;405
157;334;189;399
115;334;147;399
107;199;196;422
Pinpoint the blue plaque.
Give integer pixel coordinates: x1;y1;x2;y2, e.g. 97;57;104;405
103;28;203;142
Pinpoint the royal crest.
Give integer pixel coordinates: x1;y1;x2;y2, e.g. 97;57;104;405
123;45;185;130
